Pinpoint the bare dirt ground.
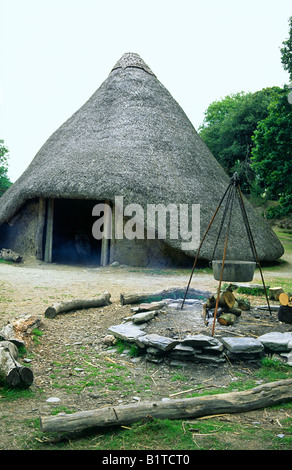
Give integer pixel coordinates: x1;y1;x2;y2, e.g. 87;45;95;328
0;257;291;450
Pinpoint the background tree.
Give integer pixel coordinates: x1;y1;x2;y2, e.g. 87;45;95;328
198;88;281;193
0;140;12;196
281;16;292;81
251;88;292;218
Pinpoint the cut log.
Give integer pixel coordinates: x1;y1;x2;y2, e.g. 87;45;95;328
206;290;235;310
234;298;250;311
0;341;33;388
279;292;292;307
269;287;284;301
40;378;292;433
45;292;111;318
226;307;242;316
218;313;237;325
120;287;202;305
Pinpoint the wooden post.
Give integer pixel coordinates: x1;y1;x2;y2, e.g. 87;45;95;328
44;198;54;263
100;201;112;266
35;197;46;260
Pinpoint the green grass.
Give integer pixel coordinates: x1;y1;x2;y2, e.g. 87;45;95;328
2;353;292;450
274;228;292;254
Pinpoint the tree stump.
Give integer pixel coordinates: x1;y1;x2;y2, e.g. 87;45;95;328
0;341;33;388
269;287;284;301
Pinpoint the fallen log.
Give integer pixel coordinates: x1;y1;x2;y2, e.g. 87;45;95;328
120;287;204;306
40;378;292;433
0;341;33;388
0;314;41;348
45;292;111;318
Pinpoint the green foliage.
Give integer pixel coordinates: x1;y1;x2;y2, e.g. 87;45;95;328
251;86;292;218
0;139;12;196
281;16;292;81
199;88;281;193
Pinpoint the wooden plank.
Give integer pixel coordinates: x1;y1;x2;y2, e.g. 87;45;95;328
44;198;54;263
35;197;46;260
100;201;112;266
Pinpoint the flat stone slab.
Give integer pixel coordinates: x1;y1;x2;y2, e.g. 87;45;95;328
108;323;146;342
132;311;157;324
130;301;167;313
136;333;179;351
221;336;264;354
182;334;222;349
258;332;292;352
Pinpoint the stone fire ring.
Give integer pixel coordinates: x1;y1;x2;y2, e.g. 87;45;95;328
108;298;292;366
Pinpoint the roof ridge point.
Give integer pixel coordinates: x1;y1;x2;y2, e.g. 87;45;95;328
111;52;156;76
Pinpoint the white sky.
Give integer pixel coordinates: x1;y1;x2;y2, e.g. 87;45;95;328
0;0;291;182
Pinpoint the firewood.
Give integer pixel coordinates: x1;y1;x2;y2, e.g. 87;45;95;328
225;307;242;316
206;290;235;310
45;292;111;318
40;379;292;433
234;298;250;311
0;341;33;388
218;313;237;325
279;292;292;307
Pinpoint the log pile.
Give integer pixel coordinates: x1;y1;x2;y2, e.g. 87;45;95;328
204;285;250;326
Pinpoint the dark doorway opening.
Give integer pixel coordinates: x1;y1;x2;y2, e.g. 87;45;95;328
52;199;103;265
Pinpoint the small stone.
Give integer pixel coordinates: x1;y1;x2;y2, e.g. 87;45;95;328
46;397;60;403
132;311;156;324
102;334;117;346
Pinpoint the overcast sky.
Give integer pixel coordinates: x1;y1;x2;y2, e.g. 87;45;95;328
0;0;291;182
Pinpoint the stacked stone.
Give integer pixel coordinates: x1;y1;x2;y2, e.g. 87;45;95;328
258;332;292;365
220;337;265;361
168;335;225;364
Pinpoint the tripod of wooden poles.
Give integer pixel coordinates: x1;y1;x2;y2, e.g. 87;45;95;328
181;173;272;336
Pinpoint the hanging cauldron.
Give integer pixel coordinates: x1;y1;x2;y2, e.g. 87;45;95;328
212;260;256;282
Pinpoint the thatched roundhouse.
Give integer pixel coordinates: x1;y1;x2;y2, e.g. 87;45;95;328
0;53;283;267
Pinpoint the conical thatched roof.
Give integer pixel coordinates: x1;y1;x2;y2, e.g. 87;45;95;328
0;53;283;261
